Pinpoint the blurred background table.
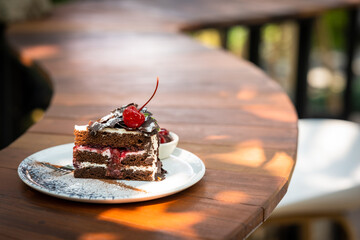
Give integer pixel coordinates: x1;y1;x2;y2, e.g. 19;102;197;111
4;0;349;239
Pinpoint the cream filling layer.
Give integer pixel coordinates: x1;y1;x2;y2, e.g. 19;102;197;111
75;125;141;135
76;146;112;158
78;162;157;172
76;146;146;158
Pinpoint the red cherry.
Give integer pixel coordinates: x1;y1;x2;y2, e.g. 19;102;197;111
123;77;159;129
159;135;166;143
123;105;145;128
159;128;169;136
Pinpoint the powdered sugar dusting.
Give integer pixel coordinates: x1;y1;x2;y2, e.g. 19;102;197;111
19;158;148;201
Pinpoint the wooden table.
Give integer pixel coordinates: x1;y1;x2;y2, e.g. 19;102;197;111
1;1;298;239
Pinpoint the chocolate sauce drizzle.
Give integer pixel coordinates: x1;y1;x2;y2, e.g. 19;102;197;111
88;103;159;136
101;180;147;193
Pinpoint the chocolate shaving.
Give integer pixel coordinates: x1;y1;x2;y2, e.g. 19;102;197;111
106;117;122;128
99;113;114;123
88;103;159;136
89;122;103;136
139;118;159;136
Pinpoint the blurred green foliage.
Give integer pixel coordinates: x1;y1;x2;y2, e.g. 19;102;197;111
228;26;248;56
52;0;70;4
263;24;282;44
190;29;221;47
190;9;360;118
322;9;348;50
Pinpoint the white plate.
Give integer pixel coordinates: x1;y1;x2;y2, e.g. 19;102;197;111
18;143;205;203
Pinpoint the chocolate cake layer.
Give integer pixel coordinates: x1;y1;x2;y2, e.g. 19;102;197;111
73;150;108;165
74;129;154;151
74;167;108;179
73;146;154;167
121;155;153;166
74;167;155;181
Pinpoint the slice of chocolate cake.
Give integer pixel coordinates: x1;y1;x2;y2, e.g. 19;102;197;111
73;103;165;181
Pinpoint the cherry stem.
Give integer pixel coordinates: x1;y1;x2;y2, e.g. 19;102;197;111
139;77;159;111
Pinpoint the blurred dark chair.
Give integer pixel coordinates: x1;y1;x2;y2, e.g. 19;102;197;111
0;0;53;149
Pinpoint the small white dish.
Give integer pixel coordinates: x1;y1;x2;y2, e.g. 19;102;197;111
159;132;179;160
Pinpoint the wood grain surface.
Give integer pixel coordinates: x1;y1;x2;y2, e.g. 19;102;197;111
3;0;349;239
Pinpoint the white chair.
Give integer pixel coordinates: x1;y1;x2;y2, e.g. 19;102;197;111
269;119;360;240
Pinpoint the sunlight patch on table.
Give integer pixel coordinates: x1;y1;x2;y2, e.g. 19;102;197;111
264;152;294;178
205;135;230;140
97;203;204;237
79;232;118;240
214;190;249;204
208;140;266;167
21;45;59;66
243;105;295;123
236;88;257;100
